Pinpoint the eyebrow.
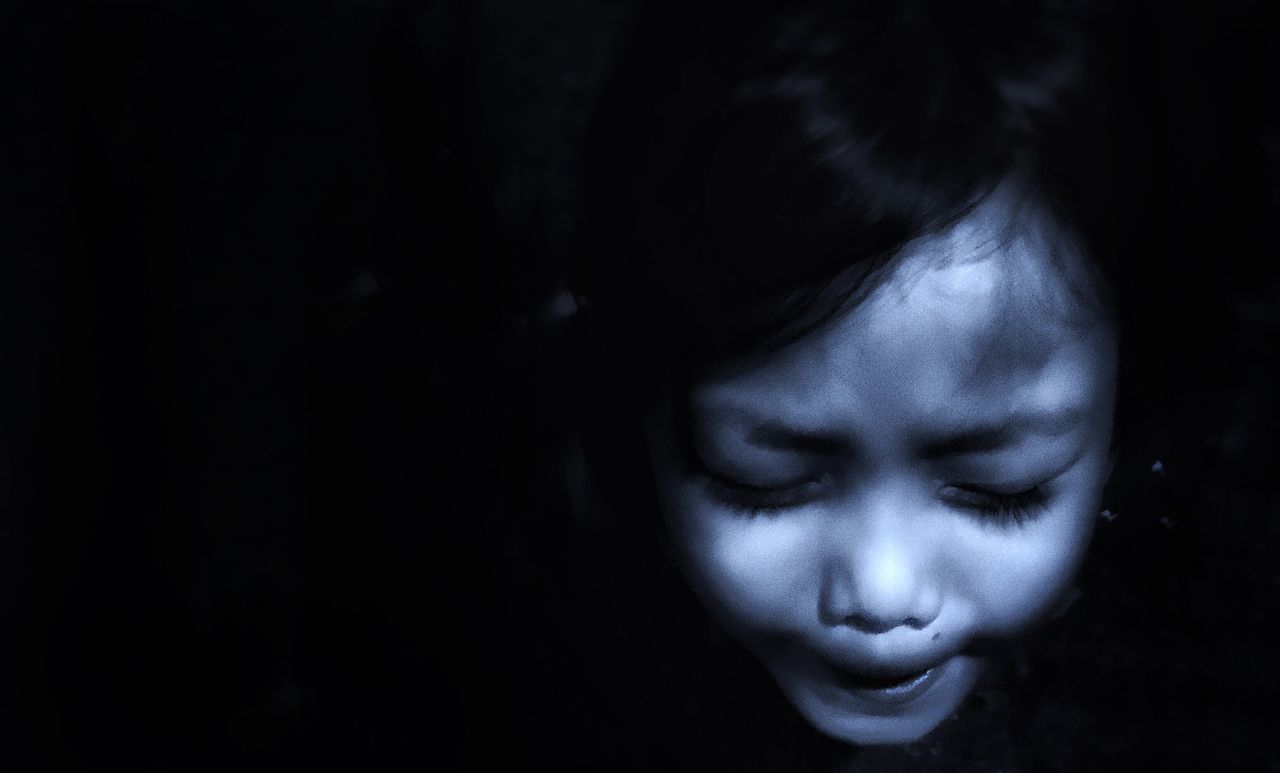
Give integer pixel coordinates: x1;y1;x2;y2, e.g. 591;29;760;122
916;405;1084;458
740;405;1085;458
744;423;853;456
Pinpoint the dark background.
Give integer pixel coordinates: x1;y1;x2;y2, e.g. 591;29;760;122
2;1;1278;770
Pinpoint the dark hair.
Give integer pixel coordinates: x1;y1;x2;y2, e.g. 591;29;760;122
515;4;1274;767
583;6;1128;346
565;2;1159;524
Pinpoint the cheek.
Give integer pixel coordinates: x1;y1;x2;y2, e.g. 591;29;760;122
959;459;1105;633
664;490;823;634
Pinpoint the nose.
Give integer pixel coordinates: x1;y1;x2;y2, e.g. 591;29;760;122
819;522;942;634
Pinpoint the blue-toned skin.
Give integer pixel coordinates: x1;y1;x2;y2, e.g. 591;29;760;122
645;179;1118;746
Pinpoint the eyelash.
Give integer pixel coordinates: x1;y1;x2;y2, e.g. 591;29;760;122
704;475;822;518
939;485;1051;528
703;475;1051;527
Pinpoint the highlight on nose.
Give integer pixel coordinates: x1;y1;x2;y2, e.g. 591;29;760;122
819;542;941;633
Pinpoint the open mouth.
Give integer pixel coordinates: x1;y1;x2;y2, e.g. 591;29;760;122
820;658;944;702
833;665;933;691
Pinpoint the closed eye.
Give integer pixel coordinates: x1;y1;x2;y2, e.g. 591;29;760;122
703;472;826;518
939;484;1050;528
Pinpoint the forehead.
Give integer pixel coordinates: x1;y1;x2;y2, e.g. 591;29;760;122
693;192;1117;428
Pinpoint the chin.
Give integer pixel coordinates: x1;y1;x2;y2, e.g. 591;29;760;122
802;706;945;746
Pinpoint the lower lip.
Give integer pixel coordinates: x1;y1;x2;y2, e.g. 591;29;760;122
826;660;948;708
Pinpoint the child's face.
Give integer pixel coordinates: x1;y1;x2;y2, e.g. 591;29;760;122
645;189;1117;746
